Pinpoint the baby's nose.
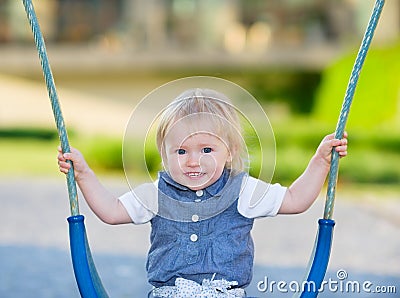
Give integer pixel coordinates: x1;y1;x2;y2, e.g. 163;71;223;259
187;152;200;167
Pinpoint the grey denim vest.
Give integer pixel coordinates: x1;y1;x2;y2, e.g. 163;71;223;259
146;170;255;288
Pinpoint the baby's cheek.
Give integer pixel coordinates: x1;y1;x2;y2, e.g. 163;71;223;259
199;155;217;167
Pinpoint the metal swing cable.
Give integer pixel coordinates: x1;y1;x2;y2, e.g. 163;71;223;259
23;4;110;296
323;0;385;220
22;0;79;216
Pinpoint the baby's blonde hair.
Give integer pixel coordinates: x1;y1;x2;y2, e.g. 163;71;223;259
156;88;247;173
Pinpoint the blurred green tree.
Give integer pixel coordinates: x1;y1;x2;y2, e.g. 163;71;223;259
313;41;400;130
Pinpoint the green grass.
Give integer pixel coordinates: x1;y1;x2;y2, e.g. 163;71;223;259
0;139;60;176
313;41;400;129
2;119;399;188
0;135;125;177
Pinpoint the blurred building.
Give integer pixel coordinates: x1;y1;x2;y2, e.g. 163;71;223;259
0;0;398;73
1;0;398;47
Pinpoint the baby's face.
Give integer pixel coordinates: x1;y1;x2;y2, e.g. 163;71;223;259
162;118;232;191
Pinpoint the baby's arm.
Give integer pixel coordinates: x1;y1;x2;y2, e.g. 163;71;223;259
57;147;132;224
278;132;348;214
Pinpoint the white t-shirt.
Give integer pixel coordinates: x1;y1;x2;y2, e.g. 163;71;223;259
118;174;287;224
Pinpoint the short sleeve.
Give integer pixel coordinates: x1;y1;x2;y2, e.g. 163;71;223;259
238;175;287;218
118;181;158;224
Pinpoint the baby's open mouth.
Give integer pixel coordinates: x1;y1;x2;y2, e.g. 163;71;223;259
186;172;205;178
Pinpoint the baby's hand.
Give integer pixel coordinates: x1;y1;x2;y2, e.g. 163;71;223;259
316;132;348;166
57;146;90;180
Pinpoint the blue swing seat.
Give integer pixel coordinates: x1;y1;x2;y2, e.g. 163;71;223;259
68;215;109;298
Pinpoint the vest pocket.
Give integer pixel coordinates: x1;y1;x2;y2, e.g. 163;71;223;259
210;234;234;275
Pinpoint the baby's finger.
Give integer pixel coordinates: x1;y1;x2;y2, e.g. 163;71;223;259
58;163;70;174
58;160;70;168
335;144;347;152
340;137;348;145
61;152;75;163
58;151;72;161
57;146;68;160
58;159;70;166
323;133;335;142
59;166;69;174
57;152;66;162
333;135;348;145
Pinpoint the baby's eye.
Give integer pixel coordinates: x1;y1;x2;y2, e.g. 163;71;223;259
202;147;212;153
177;149;186;155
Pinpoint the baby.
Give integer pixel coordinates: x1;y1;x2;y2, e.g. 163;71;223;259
58;88;348;297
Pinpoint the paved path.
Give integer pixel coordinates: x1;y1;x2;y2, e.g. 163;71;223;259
0;177;399;297
0;74;135;136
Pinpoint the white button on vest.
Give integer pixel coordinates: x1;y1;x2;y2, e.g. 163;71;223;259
192;214;199;222
195;190;204;197
190;234;198;242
